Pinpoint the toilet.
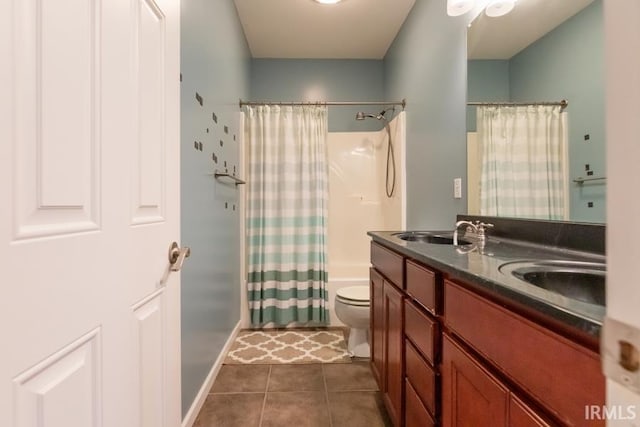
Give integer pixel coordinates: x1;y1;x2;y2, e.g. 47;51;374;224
334;285;370;358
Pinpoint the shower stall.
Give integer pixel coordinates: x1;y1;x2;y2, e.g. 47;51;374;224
327;111;406;325
238;106;406;327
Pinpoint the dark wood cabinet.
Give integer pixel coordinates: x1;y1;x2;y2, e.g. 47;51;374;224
405;340;437;416
371;242;404;287
370;240;604;427
370;267;385;387
384;280;404;427
404;299;438;366
370;242;405;426
509;396;553;427
405;379;436;427
442;333;508;427
444;280;605;427
442;332;557;427
371;242;439;426
406;259;439;315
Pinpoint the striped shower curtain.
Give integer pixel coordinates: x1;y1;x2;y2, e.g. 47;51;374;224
245;105;330;326
477;105;568;220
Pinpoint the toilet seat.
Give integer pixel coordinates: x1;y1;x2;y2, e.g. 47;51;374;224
336;286;370;306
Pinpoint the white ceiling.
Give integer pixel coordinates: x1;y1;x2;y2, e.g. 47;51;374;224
233;0;595;61
467;0;595;60
233;0;416;59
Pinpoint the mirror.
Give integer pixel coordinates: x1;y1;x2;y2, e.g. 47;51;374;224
466;0;605;223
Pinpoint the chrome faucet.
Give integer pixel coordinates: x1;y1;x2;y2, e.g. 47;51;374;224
453;220;494;246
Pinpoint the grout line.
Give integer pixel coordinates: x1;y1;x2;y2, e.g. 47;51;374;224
257;365;271;427
322;364;334;427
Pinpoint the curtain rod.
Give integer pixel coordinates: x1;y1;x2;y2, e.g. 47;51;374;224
467;99;568;109
239;99;406;109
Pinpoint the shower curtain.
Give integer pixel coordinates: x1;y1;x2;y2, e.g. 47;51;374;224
477;105;568;220
245;105;330;326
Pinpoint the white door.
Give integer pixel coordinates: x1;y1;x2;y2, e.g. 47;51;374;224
0;0;181;426
604;0;640;423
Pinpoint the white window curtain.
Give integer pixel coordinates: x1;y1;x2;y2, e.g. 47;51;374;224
477;105;569;220
245;105;330;326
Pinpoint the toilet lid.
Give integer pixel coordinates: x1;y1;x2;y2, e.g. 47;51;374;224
336;286;370;302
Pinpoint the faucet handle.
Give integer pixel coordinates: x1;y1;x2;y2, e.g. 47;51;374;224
476;222;494;235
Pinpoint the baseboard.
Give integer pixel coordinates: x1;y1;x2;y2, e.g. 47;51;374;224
181;320;242;427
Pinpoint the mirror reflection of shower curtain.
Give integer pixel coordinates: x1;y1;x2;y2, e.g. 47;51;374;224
245;105;330;327
477;105;569;220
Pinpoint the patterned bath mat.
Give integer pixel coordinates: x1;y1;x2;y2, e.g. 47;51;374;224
224;329;352;364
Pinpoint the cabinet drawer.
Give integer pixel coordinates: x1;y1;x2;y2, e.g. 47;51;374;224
444;280;605;427
404;300;438;366
405;339;437;417
405;379;436;427
371;242;404;287
406;259;439;315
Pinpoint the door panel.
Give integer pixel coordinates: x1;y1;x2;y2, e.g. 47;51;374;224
13;329;101;427
132;0;166;225
133;290;166;427
13;0;101;239
1;0;181;426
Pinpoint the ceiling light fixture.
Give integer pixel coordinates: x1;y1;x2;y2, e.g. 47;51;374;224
314;0;342;4
447;0;517;17
447;0;475;17
485;0;516;17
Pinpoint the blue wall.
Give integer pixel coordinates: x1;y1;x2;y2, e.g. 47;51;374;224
510;0;605;222
250;59;385;132
180;0;250;417
384;0;468;229
466;60;509;131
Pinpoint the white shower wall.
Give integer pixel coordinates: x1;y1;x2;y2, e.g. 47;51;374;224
327;112;406;325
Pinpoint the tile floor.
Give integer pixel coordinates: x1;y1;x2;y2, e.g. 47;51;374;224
193;362;392;427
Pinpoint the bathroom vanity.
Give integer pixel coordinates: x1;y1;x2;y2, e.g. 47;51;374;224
369;217;606;427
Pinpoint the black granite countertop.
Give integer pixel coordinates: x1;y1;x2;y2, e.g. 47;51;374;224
368;230;606;338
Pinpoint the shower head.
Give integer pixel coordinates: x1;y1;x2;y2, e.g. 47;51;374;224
355;107;394;121
355;111;377;120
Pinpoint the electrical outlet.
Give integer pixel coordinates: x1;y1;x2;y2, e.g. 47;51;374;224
454;178;462;199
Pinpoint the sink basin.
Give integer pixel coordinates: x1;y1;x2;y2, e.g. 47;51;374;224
393;231;471;245
499;260;606;306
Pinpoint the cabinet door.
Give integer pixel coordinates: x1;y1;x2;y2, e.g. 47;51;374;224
384;281;404;427
370;267;385;389
509;396;553;427
442;333;508;427
445;280;604;426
